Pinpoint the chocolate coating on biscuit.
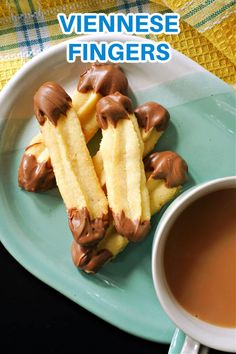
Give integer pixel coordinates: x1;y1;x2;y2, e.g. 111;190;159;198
68;208;109;248
134;102;170;132
113;211;150;242
78;64;128;96
34;82;71;126
145;151;188;188
18;152;56;192
71;241;112;273
96;92;133;129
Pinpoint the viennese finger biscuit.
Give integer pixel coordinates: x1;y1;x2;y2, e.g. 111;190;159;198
72;225;129;273
18;133;56;192
144;151;188;214
73;63;128;141
19;64;128;192
134;102;170;156
98;92;151;242
34;82;109;247
72;151;188;273
92;101;170;188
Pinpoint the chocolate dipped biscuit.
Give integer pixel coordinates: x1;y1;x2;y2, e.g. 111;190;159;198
98;92;151;242
145;151;188;188
34;82;109;247
73;64;128;141
134;102;170;156
145;151;188;214
134;102;170;132
78;64;128;96
18;134;56;192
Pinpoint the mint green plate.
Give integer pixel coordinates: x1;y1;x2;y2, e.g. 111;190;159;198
0;35;235;344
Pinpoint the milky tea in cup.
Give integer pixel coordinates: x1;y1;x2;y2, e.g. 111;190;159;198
164;188;236;328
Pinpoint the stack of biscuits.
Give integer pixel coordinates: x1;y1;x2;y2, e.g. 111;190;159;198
18;64;188;274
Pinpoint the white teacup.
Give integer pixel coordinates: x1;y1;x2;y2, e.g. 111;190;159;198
152;176;236;353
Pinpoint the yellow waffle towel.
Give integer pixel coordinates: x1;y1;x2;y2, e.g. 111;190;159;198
0;0;235;90
151;0;236;85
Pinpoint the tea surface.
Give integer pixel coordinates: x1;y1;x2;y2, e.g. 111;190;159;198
164;188;236;327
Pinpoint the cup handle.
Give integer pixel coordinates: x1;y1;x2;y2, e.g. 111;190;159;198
168;328;200;354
